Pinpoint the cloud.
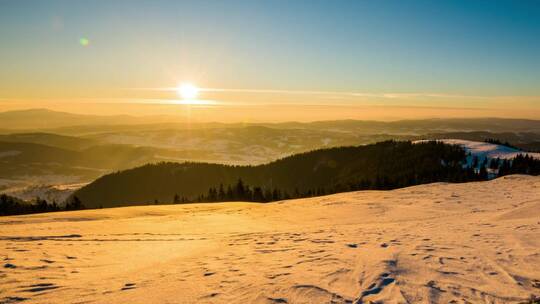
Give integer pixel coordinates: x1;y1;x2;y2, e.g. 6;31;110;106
128;86;539;101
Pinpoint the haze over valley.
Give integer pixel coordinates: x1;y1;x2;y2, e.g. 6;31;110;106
1;109;540;204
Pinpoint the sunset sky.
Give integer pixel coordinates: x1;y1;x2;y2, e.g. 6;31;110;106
1;0;539;121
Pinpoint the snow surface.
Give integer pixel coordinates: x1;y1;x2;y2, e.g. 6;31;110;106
1;175;539;303
437;139;540;160
415;139;540;164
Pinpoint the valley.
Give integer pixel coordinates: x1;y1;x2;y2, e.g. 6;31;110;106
1;110;540;205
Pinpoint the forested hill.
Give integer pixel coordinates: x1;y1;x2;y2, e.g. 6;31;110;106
72;141;484;208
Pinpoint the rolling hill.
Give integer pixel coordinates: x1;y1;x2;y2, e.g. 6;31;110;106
0;108;182;131
0;132;98;150
0;141;189;187
72;140;479;208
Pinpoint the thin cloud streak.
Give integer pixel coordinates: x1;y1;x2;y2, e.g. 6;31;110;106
126;87;540;100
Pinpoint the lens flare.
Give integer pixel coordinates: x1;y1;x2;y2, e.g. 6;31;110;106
79;38;90;46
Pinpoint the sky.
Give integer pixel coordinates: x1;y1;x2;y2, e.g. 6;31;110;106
1;0;539;121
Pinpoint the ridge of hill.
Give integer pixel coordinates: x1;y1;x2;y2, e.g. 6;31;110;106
73;140;480;208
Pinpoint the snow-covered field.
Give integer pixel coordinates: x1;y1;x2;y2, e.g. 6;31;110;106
1;175;539;303
415;139;540;177
436;139;540;160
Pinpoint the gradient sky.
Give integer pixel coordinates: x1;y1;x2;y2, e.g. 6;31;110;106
1;0;539;120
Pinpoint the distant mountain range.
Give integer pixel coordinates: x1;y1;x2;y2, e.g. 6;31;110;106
0;108;182;131
0;132;98;150
2;108;540;134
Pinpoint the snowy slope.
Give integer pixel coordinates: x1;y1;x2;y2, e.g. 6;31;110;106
415;139;540;178
437;139;540;160
1;176;539;303
415;139;540;162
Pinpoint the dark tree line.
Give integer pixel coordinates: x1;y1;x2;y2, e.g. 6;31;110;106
178;154;540;204
173;179;293;203
484;138;519;150
469;153;540;180
498;154;540;176
184;171;482;204
0;194;85;216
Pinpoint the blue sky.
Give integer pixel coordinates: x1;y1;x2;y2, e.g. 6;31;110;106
0;0;539;119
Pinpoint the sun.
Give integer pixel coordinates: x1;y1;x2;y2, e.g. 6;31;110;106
177;83;199;100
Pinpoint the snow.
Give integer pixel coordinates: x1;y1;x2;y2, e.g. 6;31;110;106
415;139;540;164
437;139;540;160
1;175;539;303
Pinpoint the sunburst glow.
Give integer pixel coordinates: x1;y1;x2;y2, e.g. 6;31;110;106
177;83;199;100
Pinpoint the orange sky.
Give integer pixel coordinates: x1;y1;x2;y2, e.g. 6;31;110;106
1;95;539;122
2;1;540;122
